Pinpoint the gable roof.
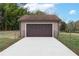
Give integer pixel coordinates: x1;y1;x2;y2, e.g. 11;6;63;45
19;15;61;22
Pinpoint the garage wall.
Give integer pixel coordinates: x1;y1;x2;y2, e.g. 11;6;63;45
20;22;59;38
53;22;59;38
20;22;26;37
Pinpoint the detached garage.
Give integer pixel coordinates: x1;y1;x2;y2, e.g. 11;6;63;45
19;15;61;38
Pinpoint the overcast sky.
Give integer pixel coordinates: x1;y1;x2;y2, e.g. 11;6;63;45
24;3;79;23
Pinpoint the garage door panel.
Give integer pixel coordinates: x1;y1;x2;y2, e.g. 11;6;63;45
27;24;52;37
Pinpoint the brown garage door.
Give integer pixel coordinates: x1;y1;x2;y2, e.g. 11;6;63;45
27;24;52;37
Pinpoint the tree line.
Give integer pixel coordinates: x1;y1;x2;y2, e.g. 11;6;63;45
60;20;79;33
0;3;46;31
0;3;28;30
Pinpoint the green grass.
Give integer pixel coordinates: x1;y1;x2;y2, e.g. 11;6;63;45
58;32;79;55
0;31;20;52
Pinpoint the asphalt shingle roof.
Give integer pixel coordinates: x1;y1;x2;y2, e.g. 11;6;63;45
19;15;61;22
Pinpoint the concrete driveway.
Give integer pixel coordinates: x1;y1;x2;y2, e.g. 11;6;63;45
0;37;77;56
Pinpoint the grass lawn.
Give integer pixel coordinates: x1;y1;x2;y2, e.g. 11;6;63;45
0;31;20;52
58;32;79;55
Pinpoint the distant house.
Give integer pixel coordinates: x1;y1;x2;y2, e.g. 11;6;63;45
19;15;61;38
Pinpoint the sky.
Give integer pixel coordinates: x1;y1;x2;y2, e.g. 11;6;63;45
24;3;79;23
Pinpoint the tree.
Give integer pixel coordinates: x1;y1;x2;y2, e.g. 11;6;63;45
75;20;79;32
31;10;46;15
66;21;75;32
60;21;67;31
0;3;29;30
